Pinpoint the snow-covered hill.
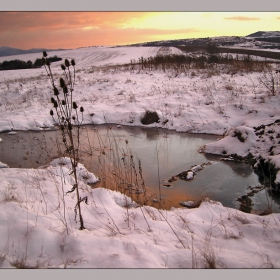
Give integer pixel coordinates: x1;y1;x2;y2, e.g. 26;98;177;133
246;31;280;38
0;46;183;67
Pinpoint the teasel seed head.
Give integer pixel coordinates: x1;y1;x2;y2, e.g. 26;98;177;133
51;97;55;103
72;116;76;121
63;86;68;94
50;109;54;116
53;87;59;96
71;59;76;66
73;102;78;109
53;100;58;108
80;106;84;113
61;64;66;71
59;78;66;88
65;59;70;67
43;51;48;57
62;100;66;106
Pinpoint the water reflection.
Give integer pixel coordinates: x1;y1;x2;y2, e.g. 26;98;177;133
204;154;254;178
141;127;160;140
0;125;279;212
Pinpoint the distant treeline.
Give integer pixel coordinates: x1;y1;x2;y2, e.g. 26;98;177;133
129;52;280;74
0;55;62;71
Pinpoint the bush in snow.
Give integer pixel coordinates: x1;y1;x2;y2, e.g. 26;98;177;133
258;63;280;96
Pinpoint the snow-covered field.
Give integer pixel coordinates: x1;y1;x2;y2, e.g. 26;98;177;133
0;46;280;268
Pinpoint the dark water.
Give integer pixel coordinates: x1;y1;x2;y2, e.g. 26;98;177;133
0;125;279;213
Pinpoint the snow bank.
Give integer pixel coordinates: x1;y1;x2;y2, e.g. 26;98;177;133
44;157;99;184
0;160;279;268
203;126;257;157
0;160;9;168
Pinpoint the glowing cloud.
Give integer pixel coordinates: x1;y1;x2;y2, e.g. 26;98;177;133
82;26;99;30
224;16;261;21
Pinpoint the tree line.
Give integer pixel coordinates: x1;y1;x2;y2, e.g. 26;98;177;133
0;55;62;71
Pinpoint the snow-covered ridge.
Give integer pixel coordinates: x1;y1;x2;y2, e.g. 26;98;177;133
246;31;280;38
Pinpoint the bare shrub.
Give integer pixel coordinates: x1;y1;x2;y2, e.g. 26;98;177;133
198;232;224;268
0;183;22;203
258;64;279;96
10;255;30;269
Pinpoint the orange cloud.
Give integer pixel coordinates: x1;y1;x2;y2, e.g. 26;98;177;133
0;26;202;49
0;12;204;49
0;12;153;33
224;16;261;21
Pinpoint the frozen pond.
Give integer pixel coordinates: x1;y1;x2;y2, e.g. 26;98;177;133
0;125;279;213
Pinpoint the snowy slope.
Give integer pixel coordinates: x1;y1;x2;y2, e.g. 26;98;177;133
0;158;279;268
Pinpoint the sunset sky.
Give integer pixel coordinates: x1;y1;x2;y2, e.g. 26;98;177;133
1;12;279;50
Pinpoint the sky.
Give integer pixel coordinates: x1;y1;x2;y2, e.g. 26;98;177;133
0;12;279;49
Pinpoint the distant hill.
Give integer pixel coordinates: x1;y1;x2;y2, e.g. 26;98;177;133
245;31;280;45
128;31;280;51
246;31;280;38
0;46;68;57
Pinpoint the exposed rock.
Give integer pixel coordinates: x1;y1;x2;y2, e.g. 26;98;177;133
168;176;177;183
179;200;201;208
175;162;212;181
141;111;160;125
